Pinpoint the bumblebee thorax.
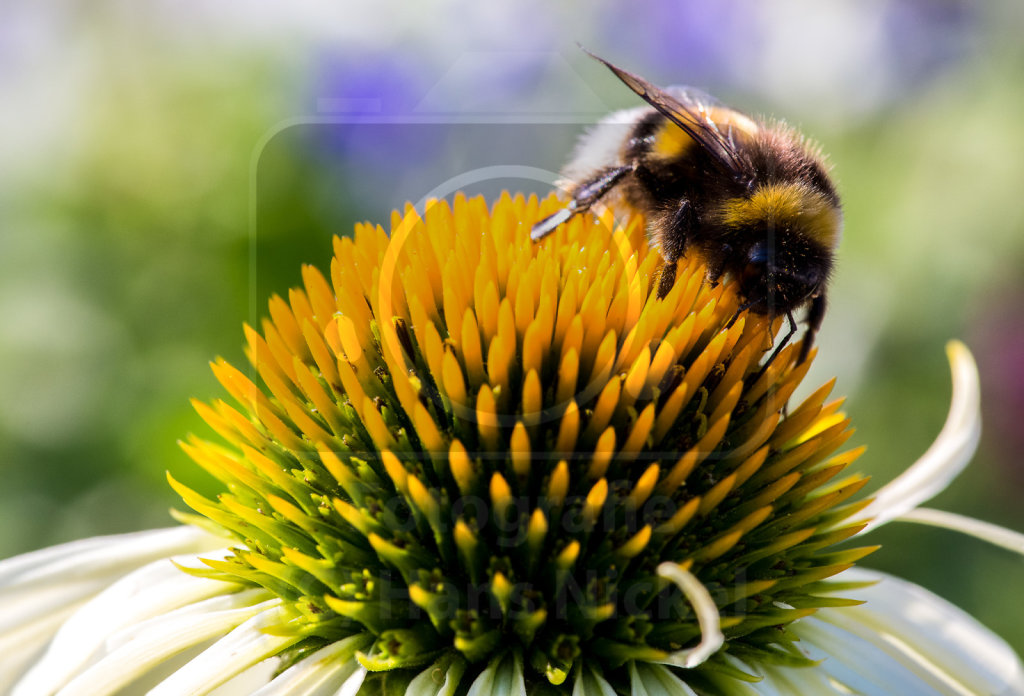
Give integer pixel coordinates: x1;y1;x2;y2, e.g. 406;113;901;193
715;181;842;248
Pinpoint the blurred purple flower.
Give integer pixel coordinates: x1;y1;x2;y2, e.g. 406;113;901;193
973;283;1024;490
882;0;979;92
596;0;760;89
308;51;444;168
595;0;978;115
287;49;573;224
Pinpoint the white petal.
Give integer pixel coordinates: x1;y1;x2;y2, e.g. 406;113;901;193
0;605;77;693
749;568;1024;695
10;549;240;696
0;526;225;635
572;664;617;696
0;527;229;695
50;590;278;696
209;659;282;695
406;654;467;696
465;650;525;696
649;563;723;668
628;662;698;696
249;633;370;696
145;602;299;696
853;341;981;532
899;507;1024;556
0;526;222;587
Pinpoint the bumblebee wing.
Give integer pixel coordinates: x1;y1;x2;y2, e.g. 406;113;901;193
663;86;727;111
586;51;746;178
664;86;754;164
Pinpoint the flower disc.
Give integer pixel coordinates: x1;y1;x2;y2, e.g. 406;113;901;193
174;192;872;694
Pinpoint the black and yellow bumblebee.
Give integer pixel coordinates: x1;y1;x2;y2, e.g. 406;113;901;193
532;52;842;365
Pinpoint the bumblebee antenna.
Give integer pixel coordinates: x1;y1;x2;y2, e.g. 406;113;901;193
748;310;799;390
726;299;759;330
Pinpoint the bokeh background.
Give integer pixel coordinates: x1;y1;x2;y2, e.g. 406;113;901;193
2;0;1023;657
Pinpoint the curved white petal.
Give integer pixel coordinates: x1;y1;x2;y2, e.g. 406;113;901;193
573;664;617;696
650;563;723;669
747;568;1024;695
0;604;77;693
0;526;225;634
42;590;278;696
251;633;372;696
209;660;281;695
0;526;228;696
406;653;467;696
628;662;698;696
899;507;1024;556
465;650;525;696
0;526;224;588
854;341;981;533
10;549;241;696
145;602;299;696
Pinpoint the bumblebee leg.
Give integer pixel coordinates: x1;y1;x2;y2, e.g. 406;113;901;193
762;310;799;372
655;199;694;298
531;164;633;241
796;293;827;365
749;310;800;414
656;259;677;299
705;248;729;287
726;298;757;329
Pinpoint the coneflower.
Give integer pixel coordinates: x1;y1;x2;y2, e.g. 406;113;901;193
2;194;1022;696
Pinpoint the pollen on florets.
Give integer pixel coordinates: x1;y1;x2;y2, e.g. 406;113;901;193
172;192;873;694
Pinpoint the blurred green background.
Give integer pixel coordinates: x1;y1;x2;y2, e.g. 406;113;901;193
2;0;1023;657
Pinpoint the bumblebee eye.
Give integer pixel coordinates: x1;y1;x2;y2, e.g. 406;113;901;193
741;243;768;287
746;242;768;269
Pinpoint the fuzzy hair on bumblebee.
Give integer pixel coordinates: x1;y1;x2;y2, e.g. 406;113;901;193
532;49;842;367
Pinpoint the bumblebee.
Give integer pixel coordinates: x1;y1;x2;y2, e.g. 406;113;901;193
532;52;841;365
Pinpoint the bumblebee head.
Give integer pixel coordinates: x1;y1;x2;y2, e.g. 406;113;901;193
716;180;840;314
739;240;828;315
